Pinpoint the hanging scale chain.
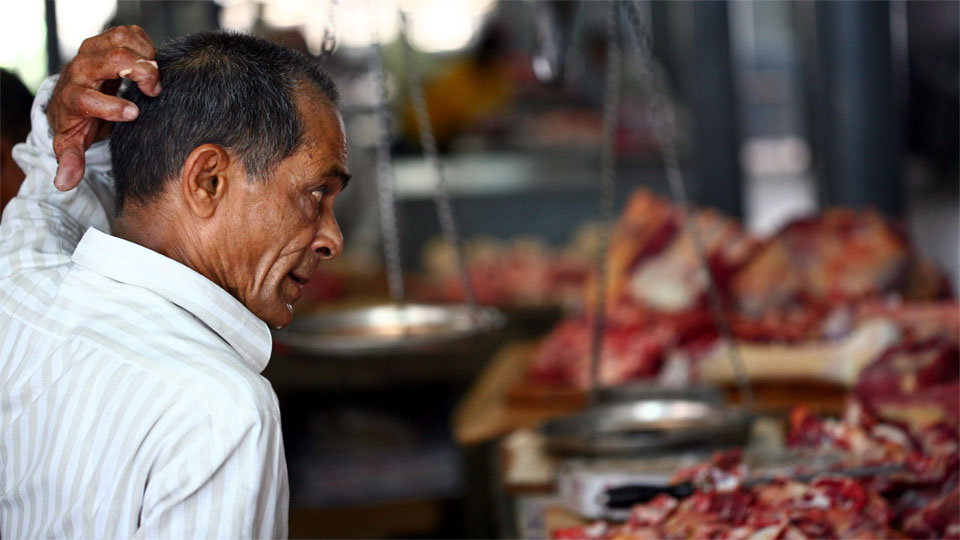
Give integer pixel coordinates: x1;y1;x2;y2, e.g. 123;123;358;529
620;0;754;409
588;0;623;405
319;0;338;59
370;9;405;301
400;12;477;308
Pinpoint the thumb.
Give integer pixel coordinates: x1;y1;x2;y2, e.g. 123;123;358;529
54;143;86;191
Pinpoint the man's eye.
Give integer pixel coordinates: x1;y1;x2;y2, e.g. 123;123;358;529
311;189;324;203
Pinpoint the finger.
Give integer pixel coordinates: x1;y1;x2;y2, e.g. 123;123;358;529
79;25;156;61
108;25;156;60
69;48;161;97
120;57;161;97
106;48;161;97
62;83;140;122
123;25;157;60
53;143;86;191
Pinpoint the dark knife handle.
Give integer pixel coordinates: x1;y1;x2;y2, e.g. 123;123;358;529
602;481;695;508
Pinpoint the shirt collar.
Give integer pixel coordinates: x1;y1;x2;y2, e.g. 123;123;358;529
71;227;273;372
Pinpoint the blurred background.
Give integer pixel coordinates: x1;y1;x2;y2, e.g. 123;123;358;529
1;1;957;538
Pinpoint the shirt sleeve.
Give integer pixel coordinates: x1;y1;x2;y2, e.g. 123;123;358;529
134;403;289;540
0;74;116;278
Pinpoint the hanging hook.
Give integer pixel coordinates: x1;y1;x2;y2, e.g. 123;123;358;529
319;28;337;58
319;0;338;59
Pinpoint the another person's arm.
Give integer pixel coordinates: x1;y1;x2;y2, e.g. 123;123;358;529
0;26;160;276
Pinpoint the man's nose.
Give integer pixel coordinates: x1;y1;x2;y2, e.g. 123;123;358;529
311;218;343;261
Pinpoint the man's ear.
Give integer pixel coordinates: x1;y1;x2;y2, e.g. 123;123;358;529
181;144;231;218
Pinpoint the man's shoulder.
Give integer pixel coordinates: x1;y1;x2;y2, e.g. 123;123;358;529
61;265;235;352
5;263;279;425
1;247;279;426
67;318;280;433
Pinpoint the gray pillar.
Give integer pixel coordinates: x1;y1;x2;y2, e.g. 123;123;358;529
692;0;743;218
814;1;904;216
45;1;61;76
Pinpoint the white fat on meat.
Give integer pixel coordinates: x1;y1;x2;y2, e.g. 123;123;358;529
628;256;704;311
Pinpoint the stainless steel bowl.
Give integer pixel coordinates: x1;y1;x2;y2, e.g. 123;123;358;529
595;384;724;405
276;303;506;357
542;400;753;456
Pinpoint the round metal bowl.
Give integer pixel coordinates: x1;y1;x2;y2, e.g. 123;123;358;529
594;384;724;405
275;303;506;357
542;400;753;457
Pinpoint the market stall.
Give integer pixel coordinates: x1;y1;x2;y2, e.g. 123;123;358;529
442;2;959;538
268;1;958;536
2;0;957;538
450;191;958;537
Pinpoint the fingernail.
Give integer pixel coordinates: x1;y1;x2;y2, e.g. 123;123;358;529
122;105;139;120
118;68;133;78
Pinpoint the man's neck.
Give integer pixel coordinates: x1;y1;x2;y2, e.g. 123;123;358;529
113;205;221;286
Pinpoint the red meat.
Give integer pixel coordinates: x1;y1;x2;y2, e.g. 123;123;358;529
553;454;896;540
731;209;911;315
528;306;715;388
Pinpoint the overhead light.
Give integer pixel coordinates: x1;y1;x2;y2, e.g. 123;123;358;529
262;0;307;28
218;0;259;32
402;0;495;53
0;0;46;90
221;0;495;54
55;0;117;61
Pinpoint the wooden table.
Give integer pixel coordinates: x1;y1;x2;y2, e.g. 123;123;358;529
453;340;853;447
453;341;584;446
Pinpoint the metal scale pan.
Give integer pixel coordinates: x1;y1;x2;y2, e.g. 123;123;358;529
276;303;505;357
541;399;753;457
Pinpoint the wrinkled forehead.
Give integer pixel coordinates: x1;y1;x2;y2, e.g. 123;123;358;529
296;90;347;154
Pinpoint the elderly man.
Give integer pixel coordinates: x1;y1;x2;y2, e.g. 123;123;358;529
0;26;348;537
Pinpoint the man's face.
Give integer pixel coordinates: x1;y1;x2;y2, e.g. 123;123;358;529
223;94;349;329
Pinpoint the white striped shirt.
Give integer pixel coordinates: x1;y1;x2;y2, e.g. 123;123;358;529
0;76;288;539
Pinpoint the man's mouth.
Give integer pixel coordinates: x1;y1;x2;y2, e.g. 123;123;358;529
285;272;310;303
288;272;308;286
287;272;311;289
